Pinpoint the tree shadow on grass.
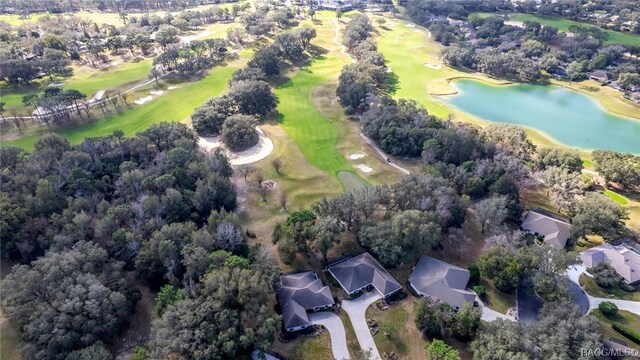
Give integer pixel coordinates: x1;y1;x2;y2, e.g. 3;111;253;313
386;71;400;95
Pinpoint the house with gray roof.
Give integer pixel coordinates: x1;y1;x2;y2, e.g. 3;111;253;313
408;256;477;310
277;271;335;332
327;253;401;298
521;210;571;248
580;239;640;284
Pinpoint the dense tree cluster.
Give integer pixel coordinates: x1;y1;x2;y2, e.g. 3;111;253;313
273;174;465;267
2;241;138;359
0;122;283;358
2;0;245;13
336;14;391;114
415;299;481;341
403;2;640;83
471;303;602;359
593;150;640;190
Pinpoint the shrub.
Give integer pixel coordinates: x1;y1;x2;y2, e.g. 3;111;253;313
591;263;622;289
221;114;259;151
473;285;486;298
598;301;618;317
612;323;640;345
468;264;480;284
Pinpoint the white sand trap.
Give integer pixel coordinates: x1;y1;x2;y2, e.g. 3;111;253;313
198;128;274;166
150;90;164;95
386;67;392;73
424;63;442;70
111;61;122;66
180;30;211;44
356;164;373;173
167;86;177;90
404;24;416;28
348;153;366;160
134;96;153;105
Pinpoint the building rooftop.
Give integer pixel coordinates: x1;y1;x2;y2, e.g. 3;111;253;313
522;210;571;248
328;253;401;298
277;272;335;331
408;256;476;310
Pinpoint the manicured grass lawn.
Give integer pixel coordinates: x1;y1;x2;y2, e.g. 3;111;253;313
5;65;236;149
479;279;516;315
592;310;640;350
579;274;640;301
337;171;367;191
275;12;362;186
601;189;629;205
474;12;640;46
271;331;333;360
366;299;429;360
2;59;153;111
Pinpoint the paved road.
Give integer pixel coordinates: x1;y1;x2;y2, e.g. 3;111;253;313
309;311;351;360
566;265;640;315
341;291;383;360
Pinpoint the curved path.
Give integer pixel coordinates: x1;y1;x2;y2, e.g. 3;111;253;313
359;132;411;175
566;265;640;315
341;291;382;360
309;311;351;360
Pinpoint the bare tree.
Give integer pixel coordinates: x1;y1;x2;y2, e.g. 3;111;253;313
238;165;256;181
279;192;288;211
271;158;283;174
258;184;269;202
254;171;264;187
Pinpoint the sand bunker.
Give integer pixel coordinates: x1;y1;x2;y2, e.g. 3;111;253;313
386;67;392;73
405;24;416;28
150;90;164;95
134;96;153;105
424;63;442;70
167;86;177;90
356;164;373;173
198;127;274;166
348;153;366;160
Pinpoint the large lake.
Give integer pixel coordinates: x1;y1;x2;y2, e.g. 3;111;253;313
440;79;640;154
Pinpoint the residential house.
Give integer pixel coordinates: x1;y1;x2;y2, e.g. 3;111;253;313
521;210;571;248
327;252;401;298
580;239;640;284
408;256;477;310
277;271;335;332
589;70;613;83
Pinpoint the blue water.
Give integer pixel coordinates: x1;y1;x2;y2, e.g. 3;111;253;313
440;80;640;153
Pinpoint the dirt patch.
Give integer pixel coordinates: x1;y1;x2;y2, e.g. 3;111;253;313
261;180;278;190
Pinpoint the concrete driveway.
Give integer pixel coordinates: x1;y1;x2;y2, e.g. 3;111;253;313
566;265;640;316
309;311;351;360
341;291;383;360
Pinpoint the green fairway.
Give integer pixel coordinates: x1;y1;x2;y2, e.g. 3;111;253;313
475;12;640;46
2;59;153;111
275;12;359;182
5;65;236;149
601;189;629;205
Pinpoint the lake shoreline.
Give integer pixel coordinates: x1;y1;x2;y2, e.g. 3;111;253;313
437;79;640;154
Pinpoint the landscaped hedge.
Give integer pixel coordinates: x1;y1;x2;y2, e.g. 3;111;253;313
612;323;640;345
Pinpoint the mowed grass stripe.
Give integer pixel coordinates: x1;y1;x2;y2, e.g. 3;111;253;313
275;12;358;180
5;65;236;149
276;56;354;177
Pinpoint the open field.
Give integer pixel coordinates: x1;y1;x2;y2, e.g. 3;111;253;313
4;65;236;149
474;12;640;46
2;59;153;111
